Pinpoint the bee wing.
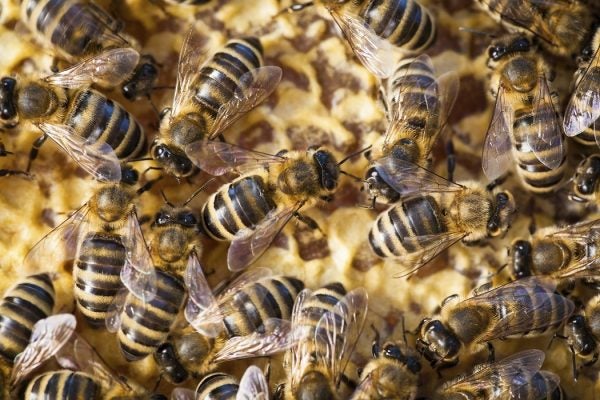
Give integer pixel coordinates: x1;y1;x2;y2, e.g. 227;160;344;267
439;349;545;396
528;76;565;169
509;370;560;400
23;204;90;275
563;46;600;137
184;253;222;337
171;26;205;118
390;231;468;278
69;337;129;389
237;366;270;400
171;388;196;400
289;288;313;391
105;287;129;333
207;66;282;139
120;212;157;302
328;8;397;78
10;314;77;387
185;140;286;176
464;277;575;342
44;48;140;89
548;218;600;242
214;318;295;362
482;86;514;181
37;122;122;182
314;287;369;386
227;205;299;272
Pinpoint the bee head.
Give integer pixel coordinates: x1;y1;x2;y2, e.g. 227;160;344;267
120;165;139;186
382;343;421;374
573;155;600;200
364;166;401;204
489;35;531;61
510;239;533;279
296;370;336;400
151;139;196;178
154;342;189;384
487;191;516;237
121;59;159;101
313;148;340;192
0;77;17;125
416;319;460;368
568;314;587;330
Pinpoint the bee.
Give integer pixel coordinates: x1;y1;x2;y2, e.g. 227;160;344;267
569;154;600;203
156;267;304;383
482;34;567;194
151;27;282;178
20;0;159;100
368;160;516;276
350;331;421;400
23;165;154;328
416;277;575;369
435;349;561;400
281;0;436;78
0;50;146;177
280;283;368;400
365;54;459;204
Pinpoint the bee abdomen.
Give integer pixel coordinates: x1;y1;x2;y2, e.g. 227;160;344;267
118;271;186;361
74;233;126;327
201;175;276;241
24;371;100;400
66;90;146;161
196;372;239;400
301;283;347;329
0;273;54;363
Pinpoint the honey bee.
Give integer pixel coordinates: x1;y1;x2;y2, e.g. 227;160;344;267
279;283;368;400
482;34;567;194
365;54;459;204
417;277;575;369
151;27;282;178
23;165;154;328
569;154;600;203
435;349;561;400
199;144;346;271
281;0;436;78
20;0;159;100
0;50;146;178
368;160;516;276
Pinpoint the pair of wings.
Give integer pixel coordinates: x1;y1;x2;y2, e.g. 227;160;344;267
482;75;565;182
171;366;269;400
23;202;157;302
289;287;369;393
379;54;459;157
169;27;282;166
36;47;142;181
451;276;574;343
184;262;297;362
10;314;134;394
438;349;559;399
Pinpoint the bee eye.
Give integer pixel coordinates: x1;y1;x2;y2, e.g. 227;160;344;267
512;37;530;52
156;212;169;225
383;344;403;360
180;213;197;226
489;45;506;61
496;192;509;207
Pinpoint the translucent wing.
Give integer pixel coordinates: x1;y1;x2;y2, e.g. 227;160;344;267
509;370;560;400
37;122;122;182
207;66;282;139
564;46;600;137
68;337;126;388
227;205;299;272
461;277;575;342
482;86;514;181
328;8;397;78
10;314;77;386
120;212;157;302
171;26;205;118
44;48;140;89
214;318;295;362
289;288;313;391
529;76;564;169
314;288;369;386
23;204;90;275
371;156;464;196
185;140;286;176
549;218;600;242
237;366;270;400
105;288;128;333
439;349;545;396
184;253;221;337
171;388;196;400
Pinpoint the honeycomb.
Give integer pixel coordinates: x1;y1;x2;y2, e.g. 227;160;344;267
0;0;597;398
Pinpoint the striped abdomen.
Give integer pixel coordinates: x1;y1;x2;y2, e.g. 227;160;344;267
508;371;565;400
74;232;125;328
25;371;100;400
221;276;304;337
369;195;446;258
21;0;124;60
194;37;264;130
356;0;436;53
118;270;186;361
0;273;54;364
65;89;146;161
201;175;276;241
196;372;239;400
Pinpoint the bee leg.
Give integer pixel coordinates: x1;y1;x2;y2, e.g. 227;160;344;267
152;374;163;393
273;383;285;400
50;58;60;74
0;169;30;178
485;175;508;191
584;351;599;366
137;214;153;226
338;373;357;391
569;344;579;381
547;332;568;350
27;134;48;172
0;141;12;157
371;324;381;357
446;139;455;182
486;342;495;363
294;213;323;235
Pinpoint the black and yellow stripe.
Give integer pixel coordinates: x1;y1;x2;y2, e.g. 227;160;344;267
201;175;276;241
25;371;100;400
297;283;347;345
0;273;54;364
508;371;565;400
195;372;239;400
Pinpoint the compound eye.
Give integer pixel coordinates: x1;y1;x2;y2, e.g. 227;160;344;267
382;344;403;360
180;212;197;226
496;192;509;207
156;212;169;225
489;45;506;61
512;37;530;52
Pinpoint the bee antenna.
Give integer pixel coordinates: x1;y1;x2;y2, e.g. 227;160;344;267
160;189;174;208
275;1;314;17
340;170;366;183
459;27;497;38
129;157;154;163
337;145;372;166
182;178;216;206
